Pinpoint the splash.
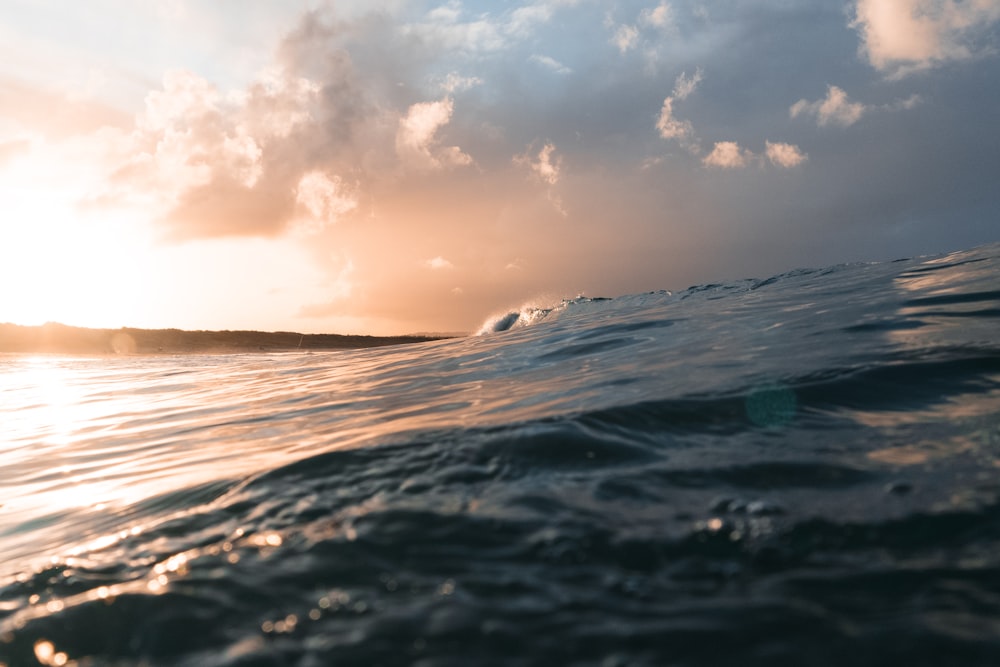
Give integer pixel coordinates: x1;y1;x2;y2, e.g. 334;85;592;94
475;304;554;335
474;295;615;335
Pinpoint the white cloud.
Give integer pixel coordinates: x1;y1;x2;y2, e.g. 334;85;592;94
396;97;473;170
517;142;562;186
425;256;454;270
140;69;220;132
98;67;322;230
409;0;580;54
613;24;640;53
655;97;685;139
515;142;566;215
610;2;676;55
699;141;806;169
853;0;1000;77
655;68;702;148
221;133;263;188
702;141;754;169
294;171;357;234
441;72;483;93
407;8;508;53
530;54;573;75
656;97;694;143
672;68;703;101
640;2;675;31
509;0;580;33
427;3;461;24
790;85;866;127
765;141;808;168
889;94;923;111
790;85;923;127
246;67;321;138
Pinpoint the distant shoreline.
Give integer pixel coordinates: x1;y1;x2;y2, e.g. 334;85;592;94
0;322;451;356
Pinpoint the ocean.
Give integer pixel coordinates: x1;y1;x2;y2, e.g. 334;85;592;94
1;243;999;666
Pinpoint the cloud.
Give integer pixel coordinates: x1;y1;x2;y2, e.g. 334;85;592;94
853;0;1000;77
0;74;132;140
425;256;454;270
407;0;581;54
672;68;703;101
790;85;866;126
640;2;675;31
66;8;473;243
702;141;754;169
700;141;807;169
293;171;357;234
509;0;582;34
656;69;702;149
608;2;677;65
790;85;923;127
656;97;694;142
408;6;507;53
94;65;330;238
396;97;473;170
516;142;562;186
440;73;483;93
9;0;998;336
765;141;808;168
0;138;31;167
514;142;565;216
530;54;573;74
613;24;640;53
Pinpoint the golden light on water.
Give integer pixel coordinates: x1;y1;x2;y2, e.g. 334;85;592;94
0;358;146;521
33;639;72;666
0;355;326;573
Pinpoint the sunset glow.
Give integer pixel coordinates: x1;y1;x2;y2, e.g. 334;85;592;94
1;1;998;335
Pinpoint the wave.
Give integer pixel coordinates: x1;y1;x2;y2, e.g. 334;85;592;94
3;243;1000;666
475;295;641;335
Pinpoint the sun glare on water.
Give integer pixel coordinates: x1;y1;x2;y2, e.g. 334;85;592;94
0;358;135;515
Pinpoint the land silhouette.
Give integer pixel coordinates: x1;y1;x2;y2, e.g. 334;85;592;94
0;322;447;355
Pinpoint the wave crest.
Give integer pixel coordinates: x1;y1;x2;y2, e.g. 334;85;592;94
475;295;620;335
475;304;554;335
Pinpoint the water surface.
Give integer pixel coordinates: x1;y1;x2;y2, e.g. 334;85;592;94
2;244;999;666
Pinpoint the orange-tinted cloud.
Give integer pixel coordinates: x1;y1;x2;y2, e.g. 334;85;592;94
791;85;866;127
765;141;808;168
853;0;1000;77
396;97;473;170
790;84;921;127
655;69;702;150
0;75;131;139
702;141;754;169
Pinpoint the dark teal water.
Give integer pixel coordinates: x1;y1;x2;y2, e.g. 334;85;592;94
2;244;999;666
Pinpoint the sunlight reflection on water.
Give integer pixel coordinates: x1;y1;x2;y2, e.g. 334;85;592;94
1;245;1000;666
0;354;332;568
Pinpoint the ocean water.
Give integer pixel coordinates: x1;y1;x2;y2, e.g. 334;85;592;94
2;243;999;667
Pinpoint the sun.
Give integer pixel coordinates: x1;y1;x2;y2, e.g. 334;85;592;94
0;173;150;328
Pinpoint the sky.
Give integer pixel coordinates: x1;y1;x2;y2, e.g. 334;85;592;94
1;0;998;335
